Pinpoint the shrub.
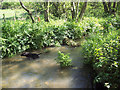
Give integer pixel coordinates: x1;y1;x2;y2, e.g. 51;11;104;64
1;21;43;58
55;51;72;68
1;17;110;58
82;26;120;88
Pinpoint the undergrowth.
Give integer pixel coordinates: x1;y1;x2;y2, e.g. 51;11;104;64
82;16;120;88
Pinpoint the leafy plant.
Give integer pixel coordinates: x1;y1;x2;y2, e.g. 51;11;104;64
55;51;72;68
82;22;120;88
1;17;117;60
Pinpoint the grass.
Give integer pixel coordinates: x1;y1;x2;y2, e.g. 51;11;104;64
0;9;66;25
0;9;26;25
0;9;25;19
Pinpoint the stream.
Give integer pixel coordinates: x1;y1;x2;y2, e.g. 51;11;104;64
2;46;92;88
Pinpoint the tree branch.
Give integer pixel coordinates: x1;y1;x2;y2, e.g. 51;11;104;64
19;0;35;23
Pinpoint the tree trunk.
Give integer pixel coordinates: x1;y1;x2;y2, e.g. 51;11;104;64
71;2;75;20
62;2;67;20
102;0;109;13
108;2;112;13
113;2;116;9
62;2;65;13
112;1;116;15
76;2;87;22
0;0;3;9
117;2;120;16
14;13;16;21
76;1;80;18
113;2;116;11
19;0;35;23
73;2;76;17
3;14;6;22
44;1;49;22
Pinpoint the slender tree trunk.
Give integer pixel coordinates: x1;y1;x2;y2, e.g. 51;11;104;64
112;1;116;14
44;1;49;22
62;2;65;13
71;2;75;20
19;0;35;23
73;2;76;16
117;2;120;16
0;0;3;9
102;0;109;13
113;2;116;11
76;1;80;18
76;2;87;22
14;13;16;21
3;14;6;22
62;2;67;20
108;2;112;13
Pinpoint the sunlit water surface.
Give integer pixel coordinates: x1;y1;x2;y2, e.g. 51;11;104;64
2;46;92;88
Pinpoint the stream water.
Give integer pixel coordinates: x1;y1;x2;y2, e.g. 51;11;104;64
2;46;92;88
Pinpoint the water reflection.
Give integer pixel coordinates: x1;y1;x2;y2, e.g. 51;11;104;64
2;46;92;88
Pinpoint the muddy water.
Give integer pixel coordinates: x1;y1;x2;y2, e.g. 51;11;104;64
2;46;92;88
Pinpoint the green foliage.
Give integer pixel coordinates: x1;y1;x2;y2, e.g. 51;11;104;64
1;17;106;58
1;2;35;9
2;2;20;9
85;2;104;17
82;17;120;88
1;21;35;58
1;2;120;88
55;51;72;68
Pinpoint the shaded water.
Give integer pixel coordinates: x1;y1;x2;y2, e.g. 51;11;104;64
2;46;92;88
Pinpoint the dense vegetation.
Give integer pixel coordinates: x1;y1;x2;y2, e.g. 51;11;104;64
0;1;120;89
1;17;103;58
82;16;120;88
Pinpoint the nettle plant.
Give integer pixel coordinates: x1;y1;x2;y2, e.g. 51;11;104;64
55;51;72;68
